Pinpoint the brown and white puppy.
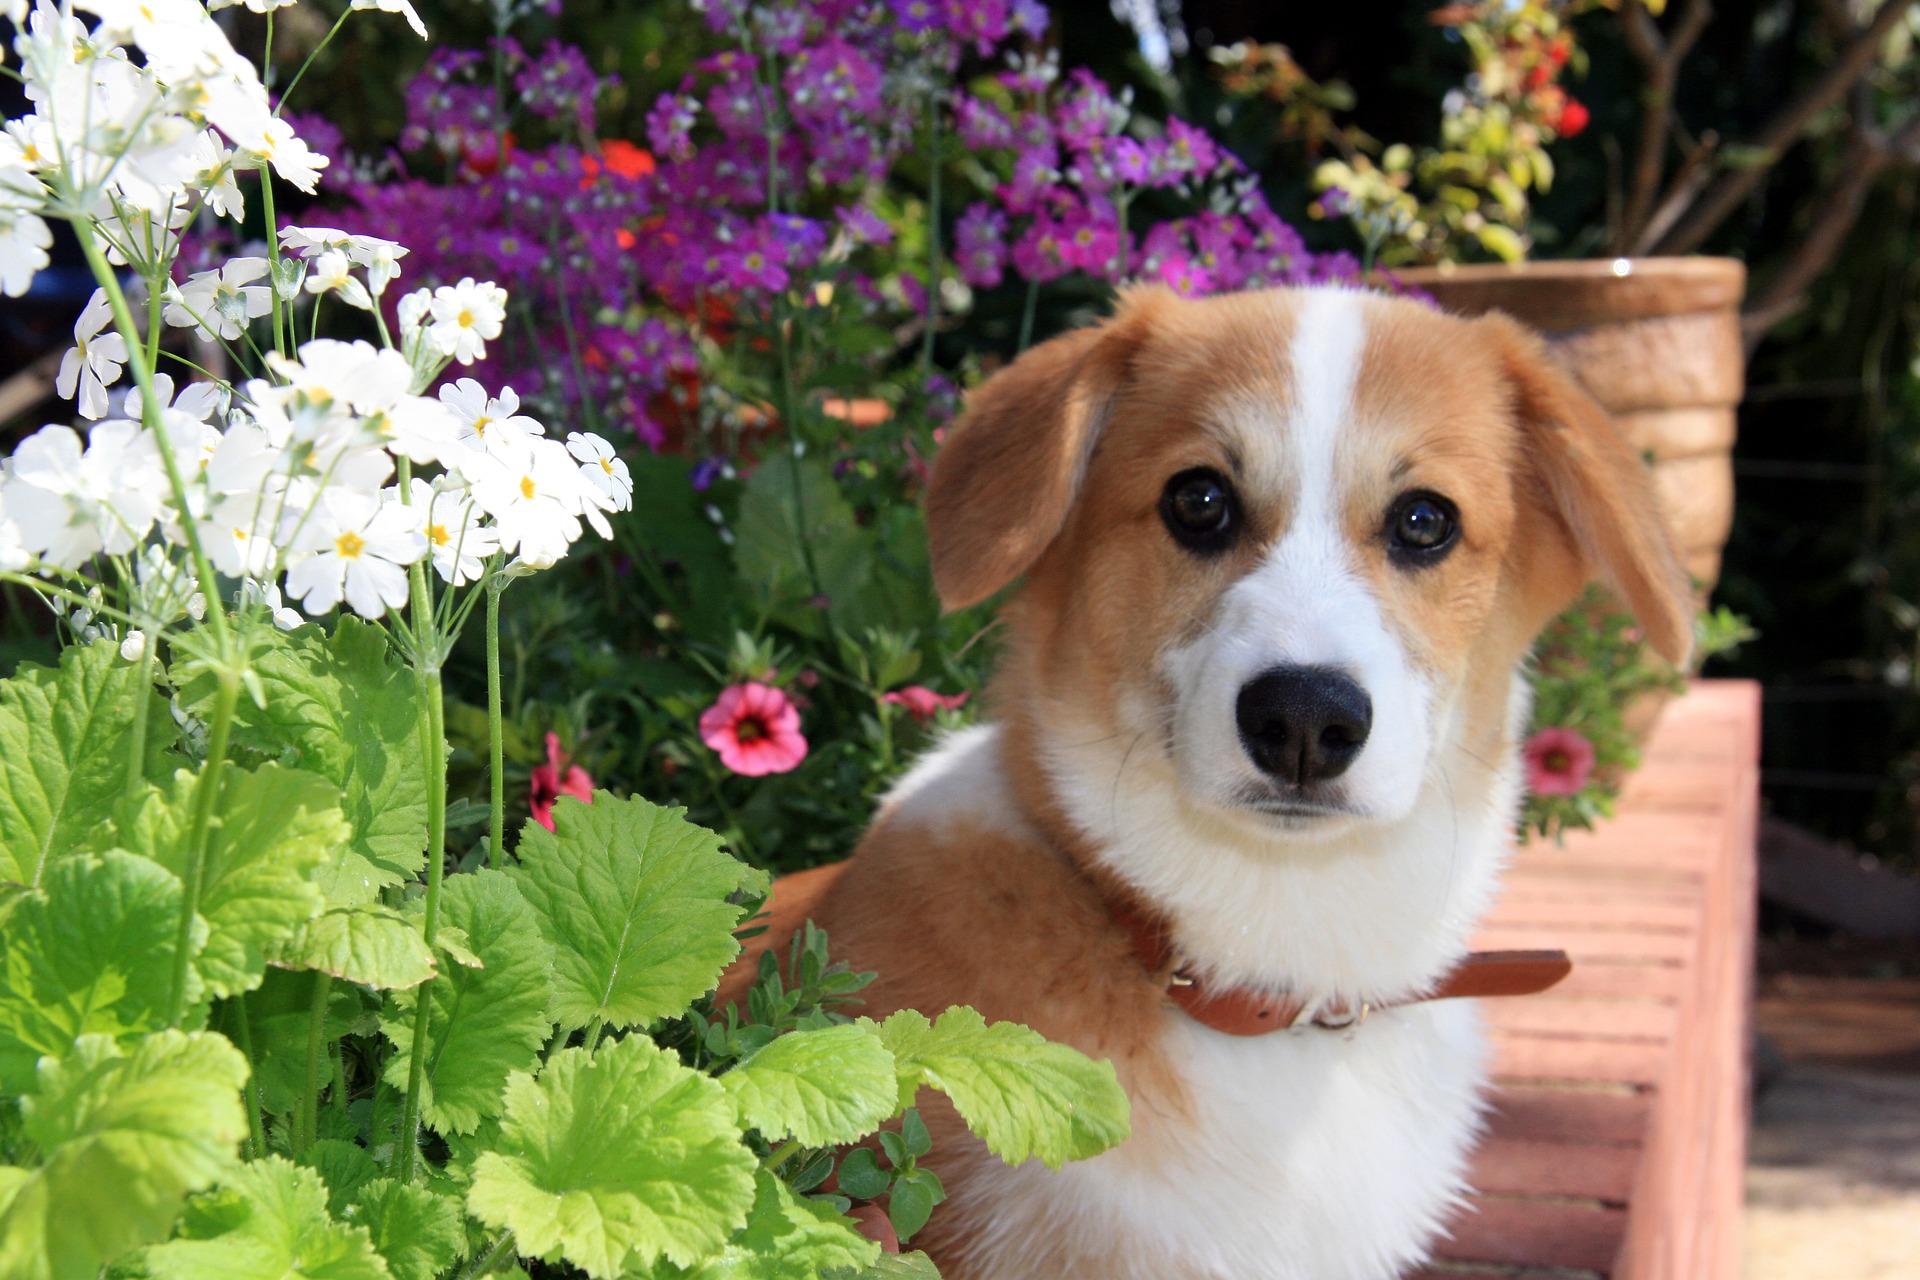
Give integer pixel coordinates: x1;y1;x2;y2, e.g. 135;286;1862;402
733;285;1691;1279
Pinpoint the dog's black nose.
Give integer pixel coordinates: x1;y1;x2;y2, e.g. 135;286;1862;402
1236;666;1372;784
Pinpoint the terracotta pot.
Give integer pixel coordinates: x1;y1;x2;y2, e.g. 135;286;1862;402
1394;257;1747;595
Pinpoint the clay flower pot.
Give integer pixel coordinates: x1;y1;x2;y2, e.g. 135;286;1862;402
1395;257;1747;596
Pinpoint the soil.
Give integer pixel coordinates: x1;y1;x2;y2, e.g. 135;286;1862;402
1744;936;1920;1280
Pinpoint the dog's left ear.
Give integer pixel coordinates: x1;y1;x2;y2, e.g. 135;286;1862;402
1486;313;1694;666
925;286;1172;610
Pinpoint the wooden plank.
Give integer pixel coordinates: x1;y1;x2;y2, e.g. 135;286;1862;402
1490;1034;1671;1087
1475;926;1700;964
1434;1197;1628;1272
1469;1138;1641;1202
1481;999;1677;1042
1481;1086;1652;1147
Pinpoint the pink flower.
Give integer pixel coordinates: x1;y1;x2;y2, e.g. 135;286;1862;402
1524;727;1596;797
530;732;595;831
881;686;970;724
699;682;808;776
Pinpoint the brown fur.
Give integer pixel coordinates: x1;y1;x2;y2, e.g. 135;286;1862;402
717;288;1693;1278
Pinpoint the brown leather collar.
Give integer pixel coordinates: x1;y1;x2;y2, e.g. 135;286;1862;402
1113;899;1572;1036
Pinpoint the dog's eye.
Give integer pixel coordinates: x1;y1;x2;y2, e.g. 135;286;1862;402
1387;490;1459;564
1161;468;1237;553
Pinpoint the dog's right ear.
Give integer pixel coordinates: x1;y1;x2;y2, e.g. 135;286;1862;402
926;290;1169;610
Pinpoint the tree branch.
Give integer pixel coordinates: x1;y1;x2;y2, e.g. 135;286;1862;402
1652;0;1916;255
1615;0;1713;253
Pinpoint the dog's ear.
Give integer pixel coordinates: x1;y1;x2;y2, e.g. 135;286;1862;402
1486;313;1694;665
925;288;1171;610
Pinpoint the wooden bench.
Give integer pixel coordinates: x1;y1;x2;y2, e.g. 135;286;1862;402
1417;680;1761;1280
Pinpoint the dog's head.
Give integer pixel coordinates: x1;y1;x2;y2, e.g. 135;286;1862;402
927;286;1690;842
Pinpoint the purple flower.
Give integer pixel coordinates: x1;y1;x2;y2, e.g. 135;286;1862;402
955;95;1016;151
716;242;788;292
954;203;1008;288
766;213;827;270
836;204;892;246
691;456;727;491
515;39;607;133
1011;216;1072;283
647;92;700;162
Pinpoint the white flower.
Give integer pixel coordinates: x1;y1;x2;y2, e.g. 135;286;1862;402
131;543;201;630
304;249;373;310
391;477;499;586
566;432;633;513
461;436;584;569
4;421;168;568
280;226;408;295
439;379;544;457
283;491;427;619
0;490;29;572
186;130;244;221
0;207;50;297
55;289;128;420
267;339;409;415
238;577;304;630
349;0;429;39
165;257;272;341
208;0;299;12
426;278;507;365
126;371;227;425
120;629;148;662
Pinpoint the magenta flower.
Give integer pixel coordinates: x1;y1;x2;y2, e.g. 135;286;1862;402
700;682;809;776
1524;728;1597;797
530;732;595;831
882;686;970;724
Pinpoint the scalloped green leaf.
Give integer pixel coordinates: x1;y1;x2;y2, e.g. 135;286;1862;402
0;639;171;886
466;1036;756;1279
0;1030;248;1280
511;794;762;1034
349;1178;465;1280
142;1155;393;1280
274;905;435;990
98;763;342;1000
0;851;201;1092
866;1007;1130;1170
380;869;553;1134
720;1024;897;1147
182;618;426;905
678;1170;878;1280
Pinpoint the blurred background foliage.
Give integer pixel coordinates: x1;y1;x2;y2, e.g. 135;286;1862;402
6;0;1920;868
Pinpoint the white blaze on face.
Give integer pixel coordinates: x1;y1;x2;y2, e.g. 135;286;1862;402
1163;289;1434;829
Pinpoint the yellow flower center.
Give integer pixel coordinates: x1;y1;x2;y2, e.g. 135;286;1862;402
457;308;475;330
518;476;537;500
429;523;451;547
471;414;491;437
598;457;615;474
335;531;366;559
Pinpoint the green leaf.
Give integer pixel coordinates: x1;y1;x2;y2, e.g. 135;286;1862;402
678;1171;878;1280
720;1024;897;1147
466;1036;756;1278
832;1148;888;1202
274;906;435;990
380;870;553;1135
0;1030;248;1280
886;1174;935;1244
183;618;426;905
0;639;170;886
866;1007;1130;1170
142;1155;393;1280
733;452;873;635
231;968;361;1118
0;851;200;1091
512;794;760;1033
299;1140;381;1218
847;1251;942;1279
102;763;342;1000
348;1178;465;1280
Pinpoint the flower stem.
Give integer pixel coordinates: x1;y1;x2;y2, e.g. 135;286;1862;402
259;173;289;360
1017;275;1040;353
395;545;449;1180
229;993;269;1160
296;969;331;1155
458;1233;518;1280
124;640;156;791
486;578;506;869
165;673;236;1022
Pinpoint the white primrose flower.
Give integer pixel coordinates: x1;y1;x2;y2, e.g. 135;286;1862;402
426;278;507;365
391;477;500;586
208;0;300;12
304;249;373;310
263;339;458;466
55;289;128;420
439;378;545;458
283;490;428;619
348;0;429;39
0;205;50;297
126;370;227;426
119;629;148;662
460;435;585;570
131;541;202;630
0;490;30;572
566;432;634;513
240;115;327;194
4;421;169;568
165;257;273;341
186;129;245;221
280;227;409;295
238;577;304;630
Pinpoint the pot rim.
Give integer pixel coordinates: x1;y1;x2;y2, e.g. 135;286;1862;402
1391;256;1746;330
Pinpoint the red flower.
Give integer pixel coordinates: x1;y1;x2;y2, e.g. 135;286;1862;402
1524;727;1596;797
1555;99;1590;138
881;686;970;724
530;732;595;831
699;682;808;776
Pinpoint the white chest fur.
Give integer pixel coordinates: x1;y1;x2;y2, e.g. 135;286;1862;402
960;1002;1490;1280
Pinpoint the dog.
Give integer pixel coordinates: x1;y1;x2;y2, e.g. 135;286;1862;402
724;284;1692;1279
